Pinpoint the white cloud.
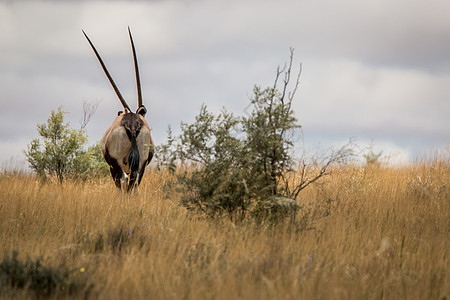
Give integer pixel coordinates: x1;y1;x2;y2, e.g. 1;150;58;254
297;59;450;142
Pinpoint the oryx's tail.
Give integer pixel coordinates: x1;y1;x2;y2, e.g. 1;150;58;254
128;138;140;191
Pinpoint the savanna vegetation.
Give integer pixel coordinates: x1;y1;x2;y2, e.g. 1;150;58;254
2;51;448;299
1;158;449;299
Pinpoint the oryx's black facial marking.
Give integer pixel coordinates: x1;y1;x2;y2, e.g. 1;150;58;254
120;112;144;141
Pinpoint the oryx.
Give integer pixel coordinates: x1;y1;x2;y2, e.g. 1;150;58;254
83;28;154;192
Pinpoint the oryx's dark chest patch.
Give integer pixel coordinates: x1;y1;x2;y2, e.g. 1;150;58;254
120;113;144;141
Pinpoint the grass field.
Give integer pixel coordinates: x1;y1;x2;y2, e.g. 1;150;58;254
1;158;449;299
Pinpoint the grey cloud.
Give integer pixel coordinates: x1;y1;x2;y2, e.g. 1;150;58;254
1;0;450;165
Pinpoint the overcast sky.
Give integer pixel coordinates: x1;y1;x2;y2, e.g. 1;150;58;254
1;0;449;168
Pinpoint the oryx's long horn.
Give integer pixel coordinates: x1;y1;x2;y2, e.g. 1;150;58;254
82;30;131;112
128;27;143;108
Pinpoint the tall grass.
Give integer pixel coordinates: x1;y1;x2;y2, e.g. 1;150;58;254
1;158;448;299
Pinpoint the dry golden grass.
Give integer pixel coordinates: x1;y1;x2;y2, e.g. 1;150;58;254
1;159;449;299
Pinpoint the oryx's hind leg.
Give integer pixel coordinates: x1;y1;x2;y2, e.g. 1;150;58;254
122;173;133;192
126;140;140;192
109;164;124;190
105;150;125;191
126;173;138;192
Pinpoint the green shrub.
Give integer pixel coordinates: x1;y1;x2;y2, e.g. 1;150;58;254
158;50;353;221
24;107;109;182
0;250;86;297
158;51;291;219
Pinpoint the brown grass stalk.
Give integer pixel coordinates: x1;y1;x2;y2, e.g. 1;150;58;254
1;159;448;299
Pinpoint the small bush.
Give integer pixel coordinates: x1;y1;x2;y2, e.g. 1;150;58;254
24;107;109;182
0;250;86;297
77;226;142;254
157;50;351;221
99;227;134;253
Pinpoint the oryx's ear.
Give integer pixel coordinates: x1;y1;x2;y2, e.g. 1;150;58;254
136;105;147;117
117;111;124;116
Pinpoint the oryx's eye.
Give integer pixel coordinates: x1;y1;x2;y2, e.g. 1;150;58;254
136;129;141;136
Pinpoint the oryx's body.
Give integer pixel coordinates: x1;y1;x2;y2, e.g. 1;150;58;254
84;28;154;192
102;110;154;190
